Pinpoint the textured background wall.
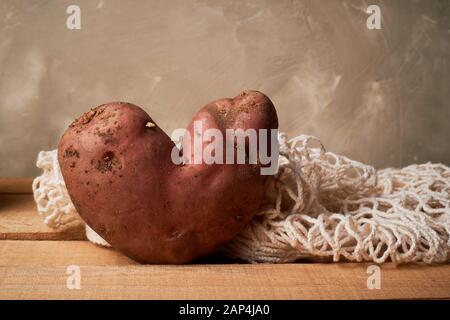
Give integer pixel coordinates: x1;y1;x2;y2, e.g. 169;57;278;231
0;0;449;177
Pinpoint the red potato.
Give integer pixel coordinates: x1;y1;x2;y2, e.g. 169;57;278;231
58;90;278;263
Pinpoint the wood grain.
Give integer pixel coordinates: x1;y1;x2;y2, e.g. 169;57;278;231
0;194;85;240
0;241;449;299
1;181;449;299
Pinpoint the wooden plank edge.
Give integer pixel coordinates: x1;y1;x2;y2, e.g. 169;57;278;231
0;178;34;194
0;232;86;241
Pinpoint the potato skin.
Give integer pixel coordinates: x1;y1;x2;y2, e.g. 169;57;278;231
58;91;278;263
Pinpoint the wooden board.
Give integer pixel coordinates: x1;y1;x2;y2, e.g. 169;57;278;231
0;194;85;240
1;240;449;300
0;179;449;299
0;178;34;194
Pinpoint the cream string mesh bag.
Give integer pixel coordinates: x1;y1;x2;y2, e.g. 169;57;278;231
32;150;109;246
32;133;450;263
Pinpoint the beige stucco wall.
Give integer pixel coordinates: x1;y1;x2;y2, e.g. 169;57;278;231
0;0;449;177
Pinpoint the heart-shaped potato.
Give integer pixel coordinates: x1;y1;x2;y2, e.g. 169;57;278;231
58;90;278;263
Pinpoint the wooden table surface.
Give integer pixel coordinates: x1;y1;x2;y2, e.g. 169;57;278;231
0;178;449;300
